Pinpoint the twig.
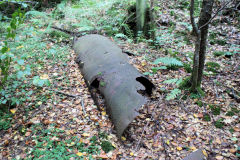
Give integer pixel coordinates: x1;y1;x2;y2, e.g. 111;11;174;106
51;26;76;36
51;26;102;38
199;0;233;30
81;99;86;115
49;88;81;98
135;101;160;151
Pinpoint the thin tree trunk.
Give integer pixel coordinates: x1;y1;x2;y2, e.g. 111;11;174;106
190;0;198;36
191;30;201;91
197;0;214;86
136;0;147;33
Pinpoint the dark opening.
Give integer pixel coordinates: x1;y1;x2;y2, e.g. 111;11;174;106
136;77;154;96
91;78;100;88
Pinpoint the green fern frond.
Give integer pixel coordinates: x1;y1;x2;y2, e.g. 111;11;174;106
25;11;48;18
163;78;183;86
163;78;179;84
153;57;183;66
166;89;181;100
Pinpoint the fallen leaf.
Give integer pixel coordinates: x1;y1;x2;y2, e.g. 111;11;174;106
177;146;182;151
98;154;108;159
190;146;197;151
82;133;90;137
40;74;49;80
10;109;17;114
229;148;236;153
16;46;24;49
202;149;208;157
216;155;223;160
121;136;126;141
76;152;83;156
25;132;31;137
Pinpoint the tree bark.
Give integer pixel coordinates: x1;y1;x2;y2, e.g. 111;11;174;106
190;0;198;36
191;30;201;91
190;0;214;92
197;0;214;87
136;0;147;33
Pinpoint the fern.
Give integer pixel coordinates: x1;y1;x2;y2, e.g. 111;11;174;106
163;78;178;84
163;78;183;85
166;89;181;100
25;11;48;18
153;57;183;66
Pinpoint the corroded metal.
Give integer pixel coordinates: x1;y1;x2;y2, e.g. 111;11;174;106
74;34;154;137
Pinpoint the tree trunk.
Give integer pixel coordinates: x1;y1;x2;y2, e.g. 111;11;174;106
136;0;147;33
190;0;214;92
190;0;198;36
197;0;214;87
191;30;201;91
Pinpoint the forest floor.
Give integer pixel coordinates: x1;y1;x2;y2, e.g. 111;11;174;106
0;0;239;160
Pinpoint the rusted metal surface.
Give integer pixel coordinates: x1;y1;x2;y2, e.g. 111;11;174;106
182;149;206;160
74;34;154;137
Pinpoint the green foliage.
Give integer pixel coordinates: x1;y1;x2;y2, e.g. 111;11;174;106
0;9;25;90
214;118;224;128
203;114;211;121
195;100;203;107
100;141;115;153
183;63;192;73
0;108;12;130
153;57;183;69
209;104;221;115
226;107;239;116
164;78;183;85
25;11;48;19
48;30;71;43
166;88;181;100
213;51;224;57
205;62;220;73
179;76;191;89
33;76;51;87
27;124;101;159
226;111;234;116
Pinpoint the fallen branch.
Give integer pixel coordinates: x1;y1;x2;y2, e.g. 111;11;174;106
51;26;102;38
49;88;81;98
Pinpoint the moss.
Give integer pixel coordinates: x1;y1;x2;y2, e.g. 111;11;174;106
203;114;211;121
226;111;234;116
231;107;239;114
49;30;71;39
209;104;221;115
196;100;203;107
214;119;224;128
213;51;224;57
183;63;192;73
196;87;205;97
179;76;191;89
100;141;114;153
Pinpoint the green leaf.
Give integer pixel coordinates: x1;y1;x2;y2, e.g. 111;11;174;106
17;71;24;79
153;57;183;66
231;137;238;142
166;89;181;100
163;78;179;84
17;59;25;65
143;72;153;76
